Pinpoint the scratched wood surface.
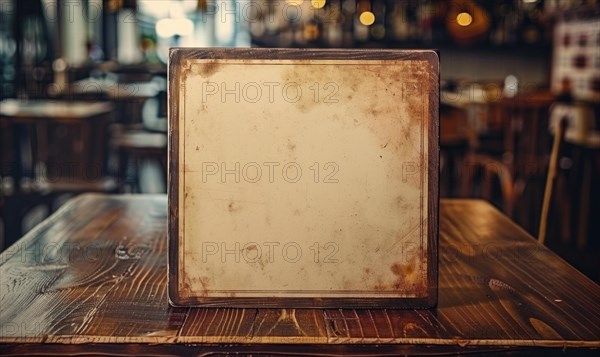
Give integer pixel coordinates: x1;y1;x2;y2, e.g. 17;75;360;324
0;194;599;356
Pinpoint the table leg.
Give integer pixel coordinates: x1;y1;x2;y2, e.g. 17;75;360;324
11;125;24;191
35;121;48;181
80;122;92;179
577;153;591;250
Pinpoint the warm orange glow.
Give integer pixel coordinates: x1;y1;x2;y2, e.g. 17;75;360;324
456;12;473;27
311;0;326;9
303;23;320;41
359;11;375;26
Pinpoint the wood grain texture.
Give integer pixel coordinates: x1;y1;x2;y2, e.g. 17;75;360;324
1;195;599;355
168;48;439;308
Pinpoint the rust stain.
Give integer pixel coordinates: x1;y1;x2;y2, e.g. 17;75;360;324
371;255;425;293
179;59;192;80
280;64;337;114
395;195;403;206
350;63;428;181
246;244;258;251
192;61;220;77
199;276;210;296
395;195;412;210
181;278;194;298
228;202;240;213
287;140;296;152
190;276;211;297
390;259;418;288
257;257;266;270
341;277;353;290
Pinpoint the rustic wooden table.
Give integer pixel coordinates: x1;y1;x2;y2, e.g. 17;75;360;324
0;195;598;355
0;99;115;187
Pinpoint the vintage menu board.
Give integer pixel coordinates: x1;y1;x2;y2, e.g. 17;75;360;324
168;48;439;308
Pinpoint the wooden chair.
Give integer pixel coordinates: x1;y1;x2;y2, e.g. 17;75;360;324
460;93;557;228
457;101;524;217
440;104;478;197
460;153;524;217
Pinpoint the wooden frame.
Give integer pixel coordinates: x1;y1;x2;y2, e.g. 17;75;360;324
168;48;439;308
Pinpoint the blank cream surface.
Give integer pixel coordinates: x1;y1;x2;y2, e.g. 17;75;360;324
178;59;431;298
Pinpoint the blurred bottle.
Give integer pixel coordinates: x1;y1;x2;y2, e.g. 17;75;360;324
322;0;343;46
417;1;434;44
519;3;544;46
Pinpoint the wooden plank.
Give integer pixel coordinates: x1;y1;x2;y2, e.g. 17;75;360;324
64;197;187;344
4;343;595;356
438;200;600;345
0;196;125;343
178;308;328;344
0;195;598;353
0;195;187;344
168;48;439;308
